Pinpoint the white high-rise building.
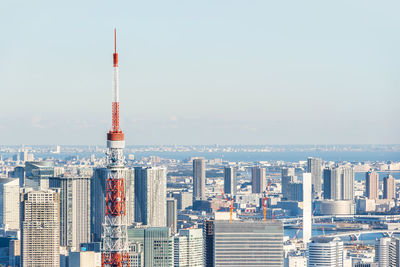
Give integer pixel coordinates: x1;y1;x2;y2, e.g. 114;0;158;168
135;166;167;227
50;176;91;251
21;189;60;267
174;228;203;267
307;237;343;267
0;179;20;230
375;237;391;267
303;173;312;244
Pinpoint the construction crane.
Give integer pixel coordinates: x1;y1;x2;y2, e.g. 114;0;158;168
262;180;272;222
220;189;235;222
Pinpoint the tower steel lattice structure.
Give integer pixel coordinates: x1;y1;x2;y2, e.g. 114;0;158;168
102;29;130;267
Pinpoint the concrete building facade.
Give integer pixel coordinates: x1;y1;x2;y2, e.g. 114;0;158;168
21;190;60;267
251;166;266;194
307;157;322;196
383;175;396;200
223;167;237;195
366;171;379;200
193;159;206;201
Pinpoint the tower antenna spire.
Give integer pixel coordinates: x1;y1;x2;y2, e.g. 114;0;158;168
102;29;129;267
114;28;117;54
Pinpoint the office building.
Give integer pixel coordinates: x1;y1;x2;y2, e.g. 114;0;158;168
303;173;312;244
389;237;400;267
21;189;60;267
166;198;177;234
128;227;174;267
203;220;214;267
9;239;21;267
176;192;192;210
193;159;206;201
383;175;395;200
212;220;283;266
8;166;24;186
307;237;343;267
375;237;391;267
49;176;91;251
24;161;54;189
174;229;203;267
251;166;266;194
290;182;303;202
223;167;237;195
323;166;354;200
135;166;167;227
129;241;144;267
0;179;19;230
307;157;322;196
366;171;379;200
90;168;134;242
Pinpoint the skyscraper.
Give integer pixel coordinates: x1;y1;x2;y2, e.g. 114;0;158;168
49;176;91;251
281;167;295;200
193;158;206;201
135;166;167;227
212;220;283;266
0;179;20;230
389;237;400;267
166;198;177;234
307;237;343;267
323;166;354;200
375;237;391;267
366;171;379;200
251;166;266;194
307;158;322;196
21;189;60;267
203;220;214;267
383;175;395;200
223;167;237;195
174;229;203;267
303;173;312;244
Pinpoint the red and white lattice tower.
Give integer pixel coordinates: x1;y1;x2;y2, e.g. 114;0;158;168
102;29;130;267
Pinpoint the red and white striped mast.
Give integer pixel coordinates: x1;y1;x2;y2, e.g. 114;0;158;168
102;29;130;267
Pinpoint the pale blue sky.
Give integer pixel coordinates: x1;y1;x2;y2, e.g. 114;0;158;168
0;0;399;145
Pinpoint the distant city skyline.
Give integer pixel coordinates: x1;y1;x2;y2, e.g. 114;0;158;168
1;1;399;145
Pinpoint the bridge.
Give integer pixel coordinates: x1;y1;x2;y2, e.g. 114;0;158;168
313;229;400;239
278;214;400;224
